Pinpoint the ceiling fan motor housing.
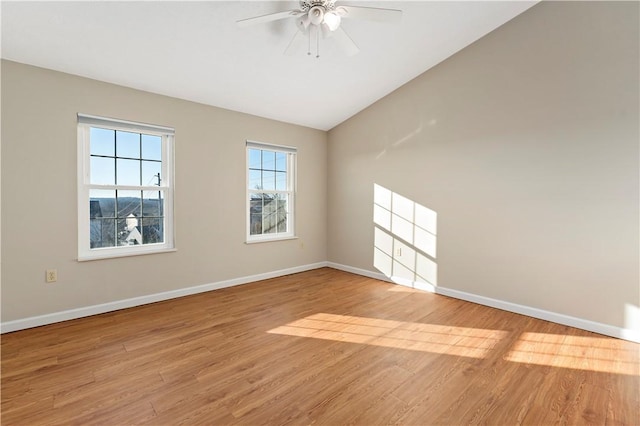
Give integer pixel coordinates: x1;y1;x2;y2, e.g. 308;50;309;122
300;0;337;12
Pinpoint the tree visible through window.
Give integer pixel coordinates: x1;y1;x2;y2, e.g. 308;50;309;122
247;141;296;242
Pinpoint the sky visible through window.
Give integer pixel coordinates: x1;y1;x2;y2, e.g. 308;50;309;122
90;127;162;186
248;148;287;191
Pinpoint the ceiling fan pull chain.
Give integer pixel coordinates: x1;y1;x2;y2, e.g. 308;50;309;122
316;29;320;58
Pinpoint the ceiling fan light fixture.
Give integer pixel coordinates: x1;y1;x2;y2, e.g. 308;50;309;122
297;14;311;31
323;11;341;31
308;6;325;26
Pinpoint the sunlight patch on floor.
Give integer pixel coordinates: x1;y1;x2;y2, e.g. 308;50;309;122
504;332;639;375
268;313;507;358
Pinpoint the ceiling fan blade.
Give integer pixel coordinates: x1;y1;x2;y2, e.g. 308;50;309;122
296;13;311;32
336;5;402;22
332;27;359;56
237;10;301;27
284;29;308;56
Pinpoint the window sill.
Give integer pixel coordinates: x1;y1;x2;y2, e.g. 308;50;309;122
78;247;177;262
245;236;298;245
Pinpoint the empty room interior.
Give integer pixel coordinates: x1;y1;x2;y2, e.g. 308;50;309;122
1;1;639;425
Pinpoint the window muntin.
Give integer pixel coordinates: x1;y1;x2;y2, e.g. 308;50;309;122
78;115;174;260
247;142;296;242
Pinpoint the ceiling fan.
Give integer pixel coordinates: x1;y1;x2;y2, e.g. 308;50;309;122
237;0;402;58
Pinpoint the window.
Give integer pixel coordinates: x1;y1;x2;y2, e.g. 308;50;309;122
246;141;296;242
77;114;175;260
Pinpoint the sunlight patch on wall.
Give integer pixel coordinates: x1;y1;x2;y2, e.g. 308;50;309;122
624;303;640;342
373;184;437;291
504;332;639;375
268;313;507;358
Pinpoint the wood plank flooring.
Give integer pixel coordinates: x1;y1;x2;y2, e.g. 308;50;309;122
2;268;639;425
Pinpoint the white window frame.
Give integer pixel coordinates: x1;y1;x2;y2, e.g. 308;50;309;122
77;114;176;261
246;141;297;243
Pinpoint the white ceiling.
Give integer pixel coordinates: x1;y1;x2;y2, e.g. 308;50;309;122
1;1;537;130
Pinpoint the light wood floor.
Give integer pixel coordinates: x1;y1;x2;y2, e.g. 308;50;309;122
2;268;638;425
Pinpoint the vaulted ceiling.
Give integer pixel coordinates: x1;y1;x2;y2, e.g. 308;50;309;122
1;1;537;130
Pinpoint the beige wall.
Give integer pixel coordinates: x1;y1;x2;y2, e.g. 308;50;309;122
1;60;327;321
327;1;639;330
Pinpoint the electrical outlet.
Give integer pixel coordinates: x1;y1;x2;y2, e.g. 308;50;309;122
46;269;57;283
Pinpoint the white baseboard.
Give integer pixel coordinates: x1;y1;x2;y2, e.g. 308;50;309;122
0;262;328;334
327;262;640;343
327;262;390;282
4;261;638;343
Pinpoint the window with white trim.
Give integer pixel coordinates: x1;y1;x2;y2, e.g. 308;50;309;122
77;114;175;260
246;141;296;242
